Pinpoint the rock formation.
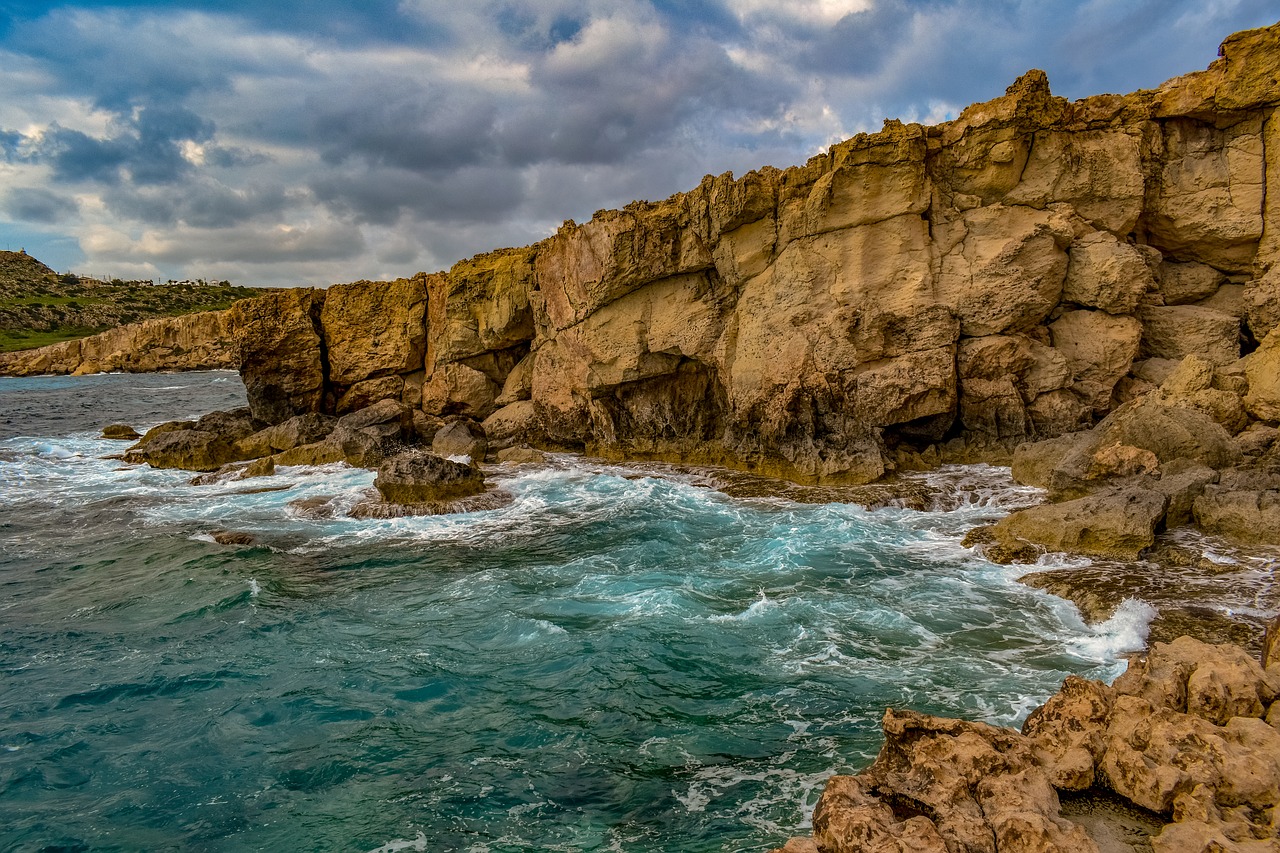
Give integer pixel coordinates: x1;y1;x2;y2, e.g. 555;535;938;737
0;309;238;375
14;22;1280;547
772;633;1280;853
181;22;1280;492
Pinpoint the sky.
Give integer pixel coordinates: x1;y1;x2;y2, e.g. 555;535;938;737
0;1;1276;287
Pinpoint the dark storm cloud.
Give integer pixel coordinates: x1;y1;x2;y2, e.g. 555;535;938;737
102;181;291;228
22;106;213;186
1;0;1277;285
4;187;79;223
308;81;501;171
310;165;525;226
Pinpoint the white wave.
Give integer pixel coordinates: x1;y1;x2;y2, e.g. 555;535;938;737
1067;598;1156;664
709;591;775;623
367;833;428;853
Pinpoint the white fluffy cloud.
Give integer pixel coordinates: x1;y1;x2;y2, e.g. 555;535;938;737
0;0;1276;285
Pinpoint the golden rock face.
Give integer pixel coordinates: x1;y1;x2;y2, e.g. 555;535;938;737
8;21;1280;486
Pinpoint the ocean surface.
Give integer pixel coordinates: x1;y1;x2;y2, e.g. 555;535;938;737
0;371;1154;852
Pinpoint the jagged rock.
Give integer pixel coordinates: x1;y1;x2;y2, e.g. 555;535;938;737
1139;305;1241;366
1244;327;1280;423
1235;423;1279;457
935;203;1073;336
1159;260;1227;306
101;424;140;440
1158;355;1249;433
372;450;486;505
1245;266;1280;340
1063;231;1155;314
125;428;236;472
124;408;259;471
194;408;259;443
1152;460;1219;528
235;413;337;459
432;419;487;461
1193;483;1280;545
813;709;1096;853
796;630;1280;853
496;445;546;464
229;288;327;424
481;400;542;449
983;487;1168;561
1112;636;1279;724
1049;310;1142;414
334;375;405;415
1264;616;1280;669
1022;675;1116;791
320;276;427;387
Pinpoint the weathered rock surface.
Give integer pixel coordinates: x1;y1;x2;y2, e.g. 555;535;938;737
981;487;1169;562
372;450;486;505
229;288;327;424
14;22;1280;552
0;310;238;376
101;424;140;440
775;635;1280;853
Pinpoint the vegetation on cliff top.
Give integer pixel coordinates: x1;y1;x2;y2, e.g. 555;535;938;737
0;250;267;352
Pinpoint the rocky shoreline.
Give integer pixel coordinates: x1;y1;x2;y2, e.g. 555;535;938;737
770;631;1280;853
19;17;1280;853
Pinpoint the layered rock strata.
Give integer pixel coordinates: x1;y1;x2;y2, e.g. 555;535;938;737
772;633;1280;853
164;22;1280;490
20;23;1280;541
0;309;237;375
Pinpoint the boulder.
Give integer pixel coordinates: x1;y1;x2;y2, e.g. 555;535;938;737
1048;310;1142;413
496;445;547;464
125;428;237;472
101;424;140;440
373;450;486;505
1244;327;1280;423
229;288;327;424
1139;305;1241;366
1158;260;1228;305
1062;231;1155;314
432;420;487;461
481;400;543;449
983;487;1168;561
1193;484;1280;545
235;413;337;459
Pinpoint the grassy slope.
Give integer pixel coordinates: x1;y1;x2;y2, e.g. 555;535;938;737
0;251;268;352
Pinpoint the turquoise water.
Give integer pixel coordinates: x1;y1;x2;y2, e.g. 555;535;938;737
0;372;1150;852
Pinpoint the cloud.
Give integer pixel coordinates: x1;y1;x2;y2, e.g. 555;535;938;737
4;187;79;223
0;0;1276;286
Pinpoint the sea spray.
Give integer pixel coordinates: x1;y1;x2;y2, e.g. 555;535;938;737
1;372;1155;852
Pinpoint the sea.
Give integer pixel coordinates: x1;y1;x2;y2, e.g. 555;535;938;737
0;370;1156;852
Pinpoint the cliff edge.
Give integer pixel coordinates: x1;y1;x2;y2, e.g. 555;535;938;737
9;21;1280;492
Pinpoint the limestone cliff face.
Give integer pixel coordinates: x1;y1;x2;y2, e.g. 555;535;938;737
8;21;1280;485
0;310;238;376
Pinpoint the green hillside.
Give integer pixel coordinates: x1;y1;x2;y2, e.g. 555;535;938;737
0;251;267;352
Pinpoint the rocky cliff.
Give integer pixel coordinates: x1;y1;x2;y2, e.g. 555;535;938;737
10;22;1280;488
0;309;238;375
